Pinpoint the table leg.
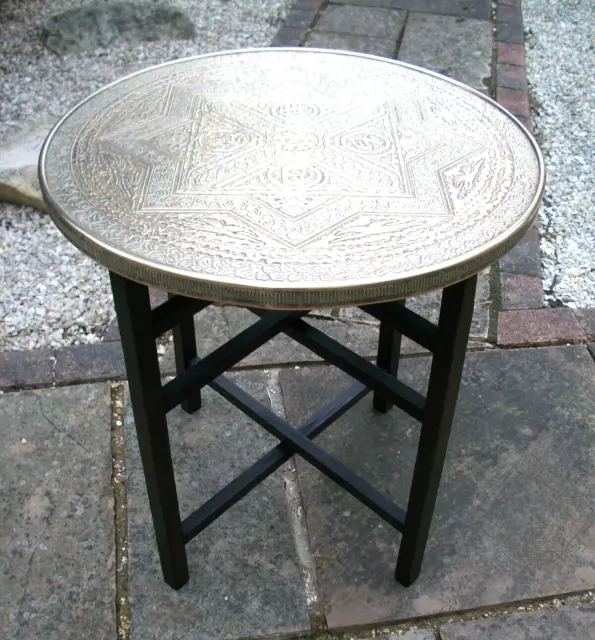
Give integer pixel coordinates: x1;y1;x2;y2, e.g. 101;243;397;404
110;273;189;589
395;276;477;586
168;293;201;414
373;299;405;413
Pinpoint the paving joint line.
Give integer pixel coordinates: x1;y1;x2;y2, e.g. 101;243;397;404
392;9;409;59
265;368;328;632
258;587;595;640
488;0;498;99
497;336;588;349
303;0;330;43
50;350;57;387
110;383;131;640
487;262;502;344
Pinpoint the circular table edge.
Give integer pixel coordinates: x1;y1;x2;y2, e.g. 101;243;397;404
38;47;546;310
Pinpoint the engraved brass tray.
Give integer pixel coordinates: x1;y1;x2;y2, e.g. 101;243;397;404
39;48;544;308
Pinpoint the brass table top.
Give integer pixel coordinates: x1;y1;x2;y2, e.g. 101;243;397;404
40;48;544;309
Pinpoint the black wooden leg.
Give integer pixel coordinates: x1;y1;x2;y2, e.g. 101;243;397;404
169;293;201;414
395;276;477;586
373;299;405;413
110;273;189;590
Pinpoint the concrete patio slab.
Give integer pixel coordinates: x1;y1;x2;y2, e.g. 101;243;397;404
124;371;310;639
305;31;397;57
574;308;595;340
0;384;115;639
440;605;595;639
331;0;491;21
500;274;543;310
499;226;541;277
315;5;406;38
54;341;125;385
497;308;586;347
398;14;492;91
279;345;595;629
0;349;55;390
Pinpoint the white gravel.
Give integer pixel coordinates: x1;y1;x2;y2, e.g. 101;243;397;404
0;0;292;351
0;205;114;350
523;0;595;309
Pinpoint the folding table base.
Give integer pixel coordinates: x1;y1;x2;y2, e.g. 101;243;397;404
109;272;477;590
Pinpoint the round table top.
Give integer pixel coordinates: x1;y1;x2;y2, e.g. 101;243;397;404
40;48;544;309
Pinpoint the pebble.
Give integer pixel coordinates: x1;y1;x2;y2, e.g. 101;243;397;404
0;0;293;351
523;0;595;308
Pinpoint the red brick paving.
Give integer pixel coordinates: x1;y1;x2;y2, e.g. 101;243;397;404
498;308;587;347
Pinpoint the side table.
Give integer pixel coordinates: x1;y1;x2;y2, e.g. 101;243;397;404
39;48;544;590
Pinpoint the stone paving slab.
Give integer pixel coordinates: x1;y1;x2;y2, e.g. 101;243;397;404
158;307;382;374
0;349;55;390
500;274;543;310
574;308;595;340
0;384;115;639
306;31;397;57
498;308;586;347
54;341;125;385
440;605;595;639
315;5;406;38
279;345;595;629
499;227;541;277
331;0;491;21
283;7;320;30
156;307;385;373
124;371;310;639
398;14;492;91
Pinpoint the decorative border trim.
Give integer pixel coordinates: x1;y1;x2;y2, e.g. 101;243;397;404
46;194;541;310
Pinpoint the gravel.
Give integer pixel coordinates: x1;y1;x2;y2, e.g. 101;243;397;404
0;0;292;351
0;0;290;141
523;0;595;309
0;205;114;350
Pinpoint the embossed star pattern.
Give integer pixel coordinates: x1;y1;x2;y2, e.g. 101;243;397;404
102;83;485;248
